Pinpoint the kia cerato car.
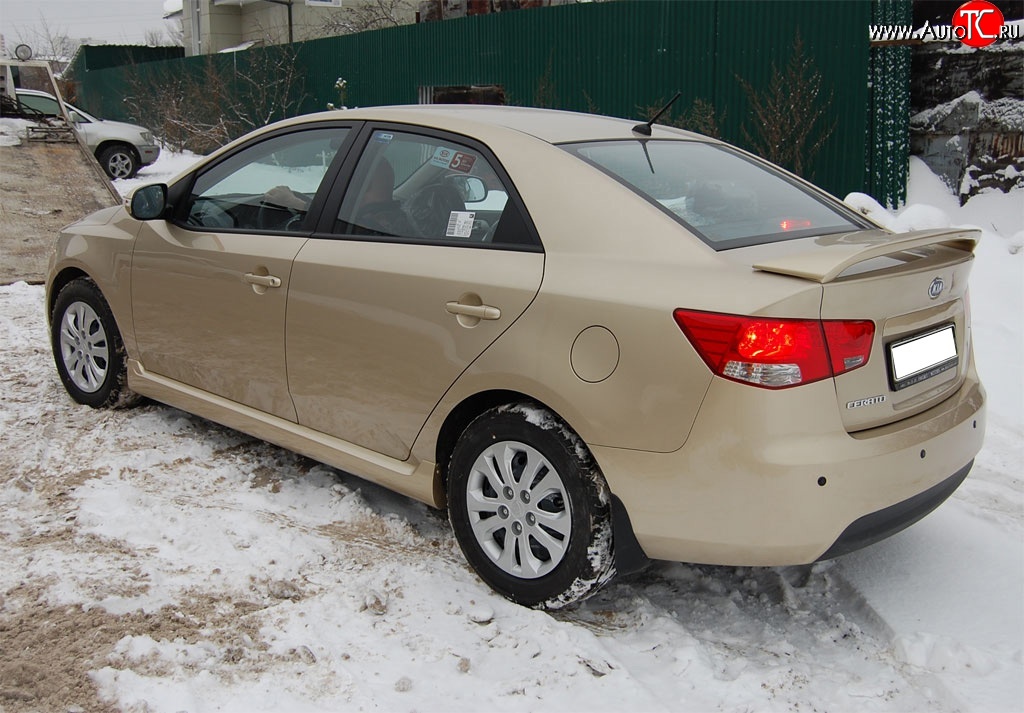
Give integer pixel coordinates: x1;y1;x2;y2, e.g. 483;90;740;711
46;106;985;608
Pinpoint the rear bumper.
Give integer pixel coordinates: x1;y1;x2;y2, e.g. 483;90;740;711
817;459;972;560
592;360;985;566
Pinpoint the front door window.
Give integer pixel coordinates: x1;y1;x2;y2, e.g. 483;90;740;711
185;128;349;233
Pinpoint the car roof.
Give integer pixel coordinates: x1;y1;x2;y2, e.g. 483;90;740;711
14;87;91;115
306;105;713;145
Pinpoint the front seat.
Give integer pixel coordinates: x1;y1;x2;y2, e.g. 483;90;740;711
348;159;416;237
406;182;466;239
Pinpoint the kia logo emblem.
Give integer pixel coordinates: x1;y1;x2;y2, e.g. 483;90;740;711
928;277;945;299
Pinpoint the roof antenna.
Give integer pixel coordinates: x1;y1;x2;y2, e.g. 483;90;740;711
632;91;682;136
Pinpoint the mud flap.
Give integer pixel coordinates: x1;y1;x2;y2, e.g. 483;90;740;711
611;494;650;576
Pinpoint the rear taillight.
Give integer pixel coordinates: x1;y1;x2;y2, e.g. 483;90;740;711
822;320;874;375
673;309;874;389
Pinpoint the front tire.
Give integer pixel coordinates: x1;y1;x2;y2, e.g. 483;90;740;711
98;144;138;180
448;404;615;608
50;278;137;409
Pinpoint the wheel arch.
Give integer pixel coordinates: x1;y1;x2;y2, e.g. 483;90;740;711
433;389;542;504
48;265;136;359
47;267;90;322
95;140;139;162
430;388;650;576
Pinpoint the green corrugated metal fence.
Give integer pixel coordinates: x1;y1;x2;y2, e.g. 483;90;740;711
70;45;184;73
66;0;910;205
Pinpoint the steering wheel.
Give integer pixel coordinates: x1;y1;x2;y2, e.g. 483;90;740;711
257;200;303;231
187;200;234;229
481;219;500;243
406;183;465;238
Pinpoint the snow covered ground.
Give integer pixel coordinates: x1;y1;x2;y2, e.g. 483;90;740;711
0;153;1020;713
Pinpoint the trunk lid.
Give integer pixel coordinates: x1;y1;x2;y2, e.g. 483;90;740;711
753;228;980;432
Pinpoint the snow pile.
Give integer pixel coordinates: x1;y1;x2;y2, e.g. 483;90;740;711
0;118;32;147
910;91;1024;133
909;54;1024;199
113;148;201;192
982;96;1024;132
843;191;952;232
0;153;1021;712
911;90;985;132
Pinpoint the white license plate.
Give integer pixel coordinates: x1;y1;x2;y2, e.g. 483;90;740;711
889;325;957;390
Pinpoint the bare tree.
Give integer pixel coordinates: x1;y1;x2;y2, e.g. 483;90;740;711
245;16;286;47
144;19;185;48
125;60;229;153
124;44;308;154
229;46;308;131
737;33;836;178
314;0;416;36
13;15;79;72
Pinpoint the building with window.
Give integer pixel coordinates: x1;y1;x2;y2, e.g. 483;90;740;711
174;0;417;55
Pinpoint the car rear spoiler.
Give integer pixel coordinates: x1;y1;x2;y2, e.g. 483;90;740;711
753;228;981;283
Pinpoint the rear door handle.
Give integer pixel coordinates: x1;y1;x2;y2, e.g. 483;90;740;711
445;301;501;320
244;273;282;288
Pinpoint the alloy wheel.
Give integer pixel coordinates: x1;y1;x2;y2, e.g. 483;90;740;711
59;300;109;393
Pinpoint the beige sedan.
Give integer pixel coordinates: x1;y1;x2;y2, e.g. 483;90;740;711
46;106;985;608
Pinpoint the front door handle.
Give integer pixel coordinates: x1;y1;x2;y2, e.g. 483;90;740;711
445;301;501;320
244;273;282;288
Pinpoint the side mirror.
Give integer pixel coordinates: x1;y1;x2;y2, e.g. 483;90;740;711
68;111;84;125
446;175;487;203
128;184;167;220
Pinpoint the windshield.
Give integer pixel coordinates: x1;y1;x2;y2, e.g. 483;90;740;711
561;140;868;250
16;91;98;123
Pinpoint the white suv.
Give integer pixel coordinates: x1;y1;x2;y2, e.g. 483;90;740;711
15;88;160;179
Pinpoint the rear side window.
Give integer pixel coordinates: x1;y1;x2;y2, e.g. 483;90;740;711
561;140;868;250
334;129;537;248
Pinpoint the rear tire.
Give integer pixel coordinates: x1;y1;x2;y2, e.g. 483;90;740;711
51;278;138;409
448;403;615;608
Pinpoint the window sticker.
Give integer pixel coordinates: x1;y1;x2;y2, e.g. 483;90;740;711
373;132;394;144
448;151;476;173
429;147;478;173
430;146;457;168
445;211;476;238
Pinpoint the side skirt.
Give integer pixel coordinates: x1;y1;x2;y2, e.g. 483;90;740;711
127;359;440;507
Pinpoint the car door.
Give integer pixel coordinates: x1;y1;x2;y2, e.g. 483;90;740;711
66;106;98;147
131;125;353;420
286;126;544;460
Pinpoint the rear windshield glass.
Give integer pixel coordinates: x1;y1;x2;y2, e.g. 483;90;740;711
561;140;867;250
